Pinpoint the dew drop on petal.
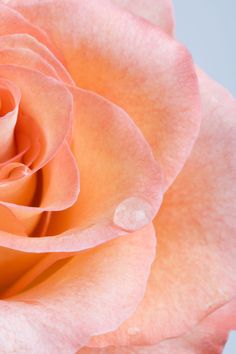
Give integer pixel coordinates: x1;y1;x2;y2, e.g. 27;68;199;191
127;327;141;336
113;197;153;231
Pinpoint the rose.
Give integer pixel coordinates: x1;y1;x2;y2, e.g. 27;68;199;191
0;0;235;352
0;1;235;353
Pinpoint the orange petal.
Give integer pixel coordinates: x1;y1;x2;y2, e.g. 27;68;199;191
112;0;174;35
0;143;79;235
0;65;72;170
0;204;25;235
0;247;43;295
0;169;37;205
0;205;43;293
0;131;30;168
0;170;38;234
0;66;76;235
0;47;61;79
0;79;20;162
0;3;64;61
0;33;73;84
47;86;162;236
39;142;79;211
0;86;161;251
87;71;236;348
0;162;31;180
15;112;41;168
0;225;156;352
9;0;201;189
84;299;236;353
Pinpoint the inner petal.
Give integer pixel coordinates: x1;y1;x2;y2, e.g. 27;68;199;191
0;79;20;162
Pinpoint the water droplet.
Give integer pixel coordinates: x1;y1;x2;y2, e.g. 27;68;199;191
127;327;141;336
113;197;153;231
9;165;31;179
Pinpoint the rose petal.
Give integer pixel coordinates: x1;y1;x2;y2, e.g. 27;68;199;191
0;131;30;168
0;170;37;205
47;86;162;235
0;225;156;352
0;79;20;162
83;299;236;353
0;47;61;79
0;142;79;235
0;205;44;293
0;85;161;250
0;248;43;296
0;3;64;61
87;71;236;348
0;162;30;180
15;112;41;168
7;0;201;189
112;0;174;35
0;204;25;235
0;65;72;170
0;66;74;234
0;33;73;84
38;142;80;211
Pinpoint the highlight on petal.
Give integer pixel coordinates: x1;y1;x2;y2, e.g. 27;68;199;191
0;225;156;352
7;0;201;190
87;72;236;348
112;0;174;35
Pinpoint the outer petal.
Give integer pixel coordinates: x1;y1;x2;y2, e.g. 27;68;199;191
7;0;201;189
80;299;236;353
88;72;236;347
0;225;156;352
112;0;174;35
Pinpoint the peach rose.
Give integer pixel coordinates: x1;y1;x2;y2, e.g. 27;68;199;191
0;0;235;352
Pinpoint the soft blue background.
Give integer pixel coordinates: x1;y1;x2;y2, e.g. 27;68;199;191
173;0;236;97
173;1;236;353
